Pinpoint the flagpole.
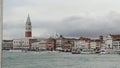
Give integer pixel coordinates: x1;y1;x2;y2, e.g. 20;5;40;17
0;0;3;68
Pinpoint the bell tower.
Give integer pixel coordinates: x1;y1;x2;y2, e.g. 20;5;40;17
25;14;32;38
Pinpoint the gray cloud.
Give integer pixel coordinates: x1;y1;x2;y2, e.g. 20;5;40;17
4;11;120;39
3;0;120;39
21;11;120;38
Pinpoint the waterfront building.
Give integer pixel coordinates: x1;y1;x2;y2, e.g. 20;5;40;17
56;35;64;51
46;37;56;51
13;38;37;49
56;35;81;52
90;39;102;51
90;40;97;49
61;37;75;52
73;36;104;51
90;36;103;50
79;37;91;49
73;40;81;49
62;40;74;52
2;40;13;50
105;34;120;49
31;39;46;51
13;39;30;49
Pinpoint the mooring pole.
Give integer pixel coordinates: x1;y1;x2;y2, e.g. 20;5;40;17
0;0;3;68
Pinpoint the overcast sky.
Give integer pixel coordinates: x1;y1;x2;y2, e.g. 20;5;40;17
3;0;120;39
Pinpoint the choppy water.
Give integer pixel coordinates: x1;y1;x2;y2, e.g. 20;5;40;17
2;50;120;68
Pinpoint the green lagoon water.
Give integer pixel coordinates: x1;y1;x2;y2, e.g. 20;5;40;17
2;50;120;68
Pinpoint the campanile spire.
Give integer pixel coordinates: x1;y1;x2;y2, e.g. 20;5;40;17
27;14;31;23
25;14;32;38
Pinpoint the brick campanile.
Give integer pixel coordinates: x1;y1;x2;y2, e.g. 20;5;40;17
25;14;32;37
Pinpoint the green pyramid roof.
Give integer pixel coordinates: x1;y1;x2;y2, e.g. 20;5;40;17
26;14;31;23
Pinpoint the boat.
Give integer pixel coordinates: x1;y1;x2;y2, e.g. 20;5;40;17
99;49;107;54
80;51;91;54
9;49;27;53
9;49;23;52
72;48;81;54
80;49;92;54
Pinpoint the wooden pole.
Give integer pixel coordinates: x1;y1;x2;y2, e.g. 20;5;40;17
0;0;3;68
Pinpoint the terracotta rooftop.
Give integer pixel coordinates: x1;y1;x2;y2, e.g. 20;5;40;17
90;39;101;42
110;34;120;39
56;37;78;40
64;41;72;44
79;37;91;41
113;39;120;41
63;38;78;40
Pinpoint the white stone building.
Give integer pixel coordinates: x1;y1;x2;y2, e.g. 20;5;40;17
90;40;96;49
74;40;81;49
31;39;46;50
56;38;63;51
105;34;120;49
13;39;30;49
79;37;91;49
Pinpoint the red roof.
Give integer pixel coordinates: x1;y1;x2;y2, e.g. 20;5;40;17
56;37;78;40
63;38;78;40
110;34;120;39
113;39;120;41
90;39;101;42
79;37;91;41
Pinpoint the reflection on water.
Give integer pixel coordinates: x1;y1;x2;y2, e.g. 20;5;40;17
2;50;120;68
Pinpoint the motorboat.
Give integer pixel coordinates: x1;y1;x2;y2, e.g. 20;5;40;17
99;49;107;54
72;48;81;54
